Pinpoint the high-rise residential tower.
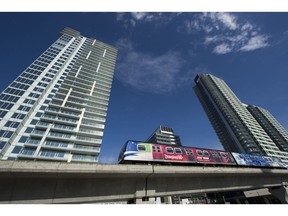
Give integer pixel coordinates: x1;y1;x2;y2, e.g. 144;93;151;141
247;105;288;152
146;125;182;146
0;27;118;163
194;74;288;163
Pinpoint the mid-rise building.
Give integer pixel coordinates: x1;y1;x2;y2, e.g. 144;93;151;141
193;74;288;163
146;125;182;146
0;27;118;163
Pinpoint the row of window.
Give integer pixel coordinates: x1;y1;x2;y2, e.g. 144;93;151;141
0;93;20;103
138;144;229;158
4;87;25;96
10;82;30;91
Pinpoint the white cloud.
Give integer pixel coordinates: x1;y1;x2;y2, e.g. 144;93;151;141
215;12;238;30
184;12;270;54
131;12;148;20
116;12;180;28
239;35;269;51
213;43;232;54
115;38;188;94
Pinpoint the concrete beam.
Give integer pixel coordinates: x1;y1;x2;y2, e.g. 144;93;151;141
0;161;288;203
244;188;272;198
269;183;288;204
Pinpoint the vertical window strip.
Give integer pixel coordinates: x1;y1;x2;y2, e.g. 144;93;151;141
76;108;86;131
92;39;96;46
86;51;91;59
75;65;82;78
34;123;53;157
102;49;107;57
90;81;96;96
96;62;101;73
61;88;73;107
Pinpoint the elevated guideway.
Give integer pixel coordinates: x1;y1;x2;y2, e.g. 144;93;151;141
0;161;287;203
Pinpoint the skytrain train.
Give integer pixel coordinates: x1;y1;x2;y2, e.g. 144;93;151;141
118;140;287;169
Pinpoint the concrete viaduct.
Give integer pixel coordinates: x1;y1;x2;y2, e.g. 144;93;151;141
0;160;288;204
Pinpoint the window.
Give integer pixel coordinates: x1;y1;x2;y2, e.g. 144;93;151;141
44;99;51;104
203;151;210;157
12;113;26;119
23;99;36;105
5;121;20;128
0;102;13;110
19;136;29;143
40;150;65;158
28;93;40;98
33;87;44;93
38;82;48;88
0;130;13;138
30;120;38;125
184;149;193;155
0;141;6;150
196;150;203;156
175;148;182;154
40;106;47;111
137;144;146;151
220;152;228;158
166;147;174;154
12;146;22;153
152;145;161;152
26;138;40;145
18;105;31;112
211;151;220;158
0;111;8;118
25;127;34;133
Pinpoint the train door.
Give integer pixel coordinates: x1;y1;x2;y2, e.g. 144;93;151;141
152;144;164;161
184;148;196;162
210;150;221;163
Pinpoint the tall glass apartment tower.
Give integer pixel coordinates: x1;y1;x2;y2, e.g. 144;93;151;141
247;105;288;152
194;74;288;163
0;27;118;163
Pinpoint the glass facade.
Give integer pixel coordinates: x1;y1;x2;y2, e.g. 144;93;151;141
194;74;288;164
0;27;118;163
247;105;288;152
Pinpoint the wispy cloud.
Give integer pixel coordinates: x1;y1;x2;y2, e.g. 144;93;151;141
115;38;190;94
116;12;181;28
184;12;270;54
213;43;232;54
239;35;269;51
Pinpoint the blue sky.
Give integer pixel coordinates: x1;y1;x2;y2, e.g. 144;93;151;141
1;12;288;163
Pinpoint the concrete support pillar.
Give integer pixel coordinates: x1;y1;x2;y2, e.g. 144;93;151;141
262;196;270;204
235;198;241;204
164;196;173;204
269;183;288;204
135;197;157;204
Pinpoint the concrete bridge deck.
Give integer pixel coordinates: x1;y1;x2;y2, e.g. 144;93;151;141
0;161;287;203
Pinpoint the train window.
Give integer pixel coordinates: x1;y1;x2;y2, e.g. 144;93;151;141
220;152;227;158
166;147;174;154
203;151;210;157
196;150;203;156
152;145;161;152
137;144;146;151
185;149;193;155
211;151;219;157
156;146;161;152
175;148;182;154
